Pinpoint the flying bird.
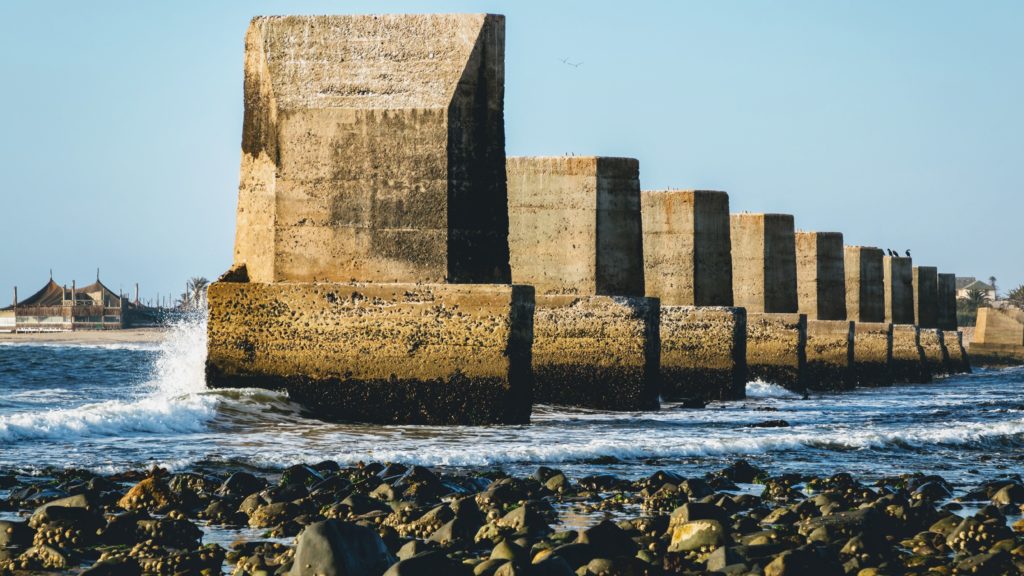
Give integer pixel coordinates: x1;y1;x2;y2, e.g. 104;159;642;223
559;57;583;68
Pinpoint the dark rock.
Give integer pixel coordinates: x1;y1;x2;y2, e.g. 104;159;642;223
548;543;598;569
576;520;638;557
218;471;267;498
81;557;142;576
383;550;469;576
748;419;791;428
290;519;394;576
0;520;33;548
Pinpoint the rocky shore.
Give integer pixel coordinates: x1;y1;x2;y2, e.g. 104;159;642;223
1;461;1022;575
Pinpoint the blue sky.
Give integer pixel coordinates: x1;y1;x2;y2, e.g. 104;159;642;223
1;1;1021;303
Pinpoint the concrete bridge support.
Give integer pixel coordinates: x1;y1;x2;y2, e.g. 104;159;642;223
732;213;806;391
507;156;659;411
206;14;534;424
641;190;746;401
844;246;892;386
796;232;853;390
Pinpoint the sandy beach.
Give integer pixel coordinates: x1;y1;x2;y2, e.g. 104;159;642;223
0;327;168;345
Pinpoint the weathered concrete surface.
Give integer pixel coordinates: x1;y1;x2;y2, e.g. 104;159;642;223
507;156;660;410
641;190;732;306
659;306;746;401
970;307;1024;365
936;273;958;330
804;319;854;391
507;156;643;296
844;246;884;323
913;266;939;329
918;328;948;377
942;330;971;374
883;257;915;324
746;312;806;391
890;325;931;384
234;14;510;285
852;322;893;387
796;232;846;321
731;214;798;314
206;280;534;424
531;294;659;411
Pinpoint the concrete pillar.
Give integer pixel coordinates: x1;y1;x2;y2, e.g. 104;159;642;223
641;190;745;401
796;232;852;390
796;232;846;321
913;266;939;329
936;273;958;331
731;213;805;390
731;214;797;314
844;246;885;323
883;256;915;325
641;190;732;307
207;15;534;424
507;156;659;411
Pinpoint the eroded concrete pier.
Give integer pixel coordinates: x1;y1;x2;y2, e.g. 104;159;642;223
913;267;947;376
207;14;535;424
883;256;930;383
642;190;746;401
732;213;806;390
507;156;659;410
844;246;892;385
796;232;853;391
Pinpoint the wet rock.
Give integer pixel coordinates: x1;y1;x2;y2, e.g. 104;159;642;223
576;520;638;558
81;557;143;576
290;519;394;576
0;520;33;548
249;502;300;529
383;550;469;576
219;471;268;498
991;482;1024;506
668;519;726;553
763;545;843;576
749;419;791;428
118;477;179;512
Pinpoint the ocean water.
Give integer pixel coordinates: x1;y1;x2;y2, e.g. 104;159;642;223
1;316;1023;486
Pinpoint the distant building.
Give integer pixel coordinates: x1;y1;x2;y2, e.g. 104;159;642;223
1;276;126;332
955;277;996;301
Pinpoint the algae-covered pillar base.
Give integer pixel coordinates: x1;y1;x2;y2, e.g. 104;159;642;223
531;295;659;410
507;156;659;411
919;328;949;377
804;320;854;391
659;306;746;402
746;312;807;392
890;325;931;384
207;280;534;424
851;322;893;387
943;330;971;374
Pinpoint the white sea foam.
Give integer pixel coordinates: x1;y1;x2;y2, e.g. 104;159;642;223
745;380;802;398
0;312;214;443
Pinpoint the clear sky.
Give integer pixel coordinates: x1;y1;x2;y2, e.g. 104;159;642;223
1;1;1021;304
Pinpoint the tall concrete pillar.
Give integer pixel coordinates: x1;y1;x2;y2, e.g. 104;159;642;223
883;256;915;325
508;156;659;411
795;231;852;391
731;213;806;390
913;266;939;329
641;190;745;401
936;273;958;331
844;246;885;323
844;246;891;386
207;14;535;425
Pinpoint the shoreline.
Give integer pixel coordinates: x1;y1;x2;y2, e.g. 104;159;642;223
0;460;1021;574
0;327;169;345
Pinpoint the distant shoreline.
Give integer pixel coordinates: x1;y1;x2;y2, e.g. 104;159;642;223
0;327;168;344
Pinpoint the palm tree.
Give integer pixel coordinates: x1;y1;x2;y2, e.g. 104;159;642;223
187;277;210;308
1007;284;1024;309
989;276;998;299
964;287;990;310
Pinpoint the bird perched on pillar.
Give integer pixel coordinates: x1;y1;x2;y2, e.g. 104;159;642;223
905;249;911;257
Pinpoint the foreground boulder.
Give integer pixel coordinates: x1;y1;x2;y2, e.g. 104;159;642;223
290;520;394;576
